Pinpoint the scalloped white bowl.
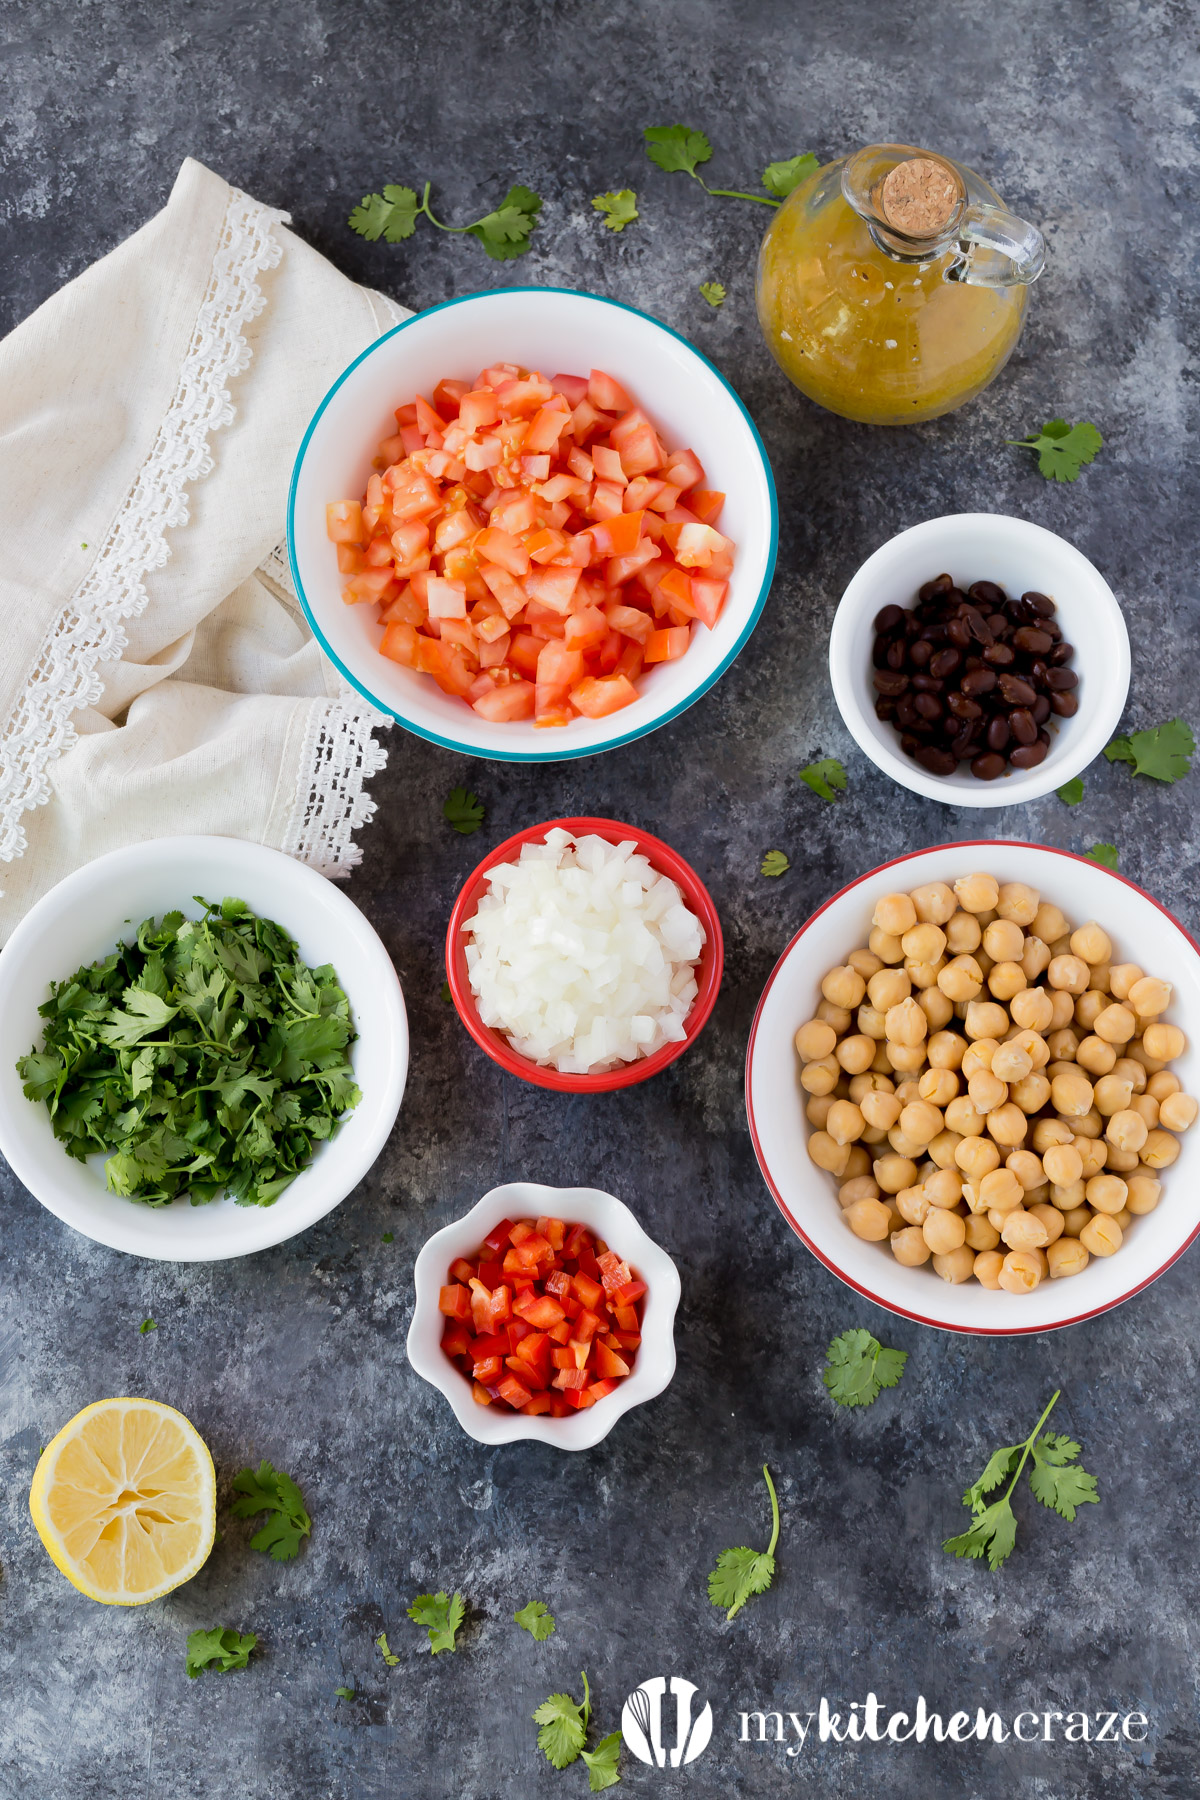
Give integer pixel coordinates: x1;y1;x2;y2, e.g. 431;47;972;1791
407;1181;680;1448
0;837;408;1261
287;285;777;763
746;841;1200;1334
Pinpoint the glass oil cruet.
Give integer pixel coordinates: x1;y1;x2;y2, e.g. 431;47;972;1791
756;143;1045;426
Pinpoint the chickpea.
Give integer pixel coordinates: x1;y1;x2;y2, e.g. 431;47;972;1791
954;873;1000;914
821;965;866;1010
1159;1091;1198;1132
926;1132;961;1172
967;1068;1008;1116
845;1198;892;1241
973;1249;1006;1288
801;1056;841;1097
918;987;955;1032
945;911;983;954
1047;1029;1080;1063
991;1041;1033;1084
1074;991;1107;1032
885;996;929;1047
848;947;884;980
1074;1136;1108;1178
868;927;905;965
1070;921;1112;965
919;1067;960;1107
1129;974;1173;1019
893;1077;922;1106
987;961;1027;1003
1029;1202;1066;1246
1006;1149;1045;1192
1125;1173;1162;1214
1058;1205;1089;1238
1028;902;1069;945
1108;963;1144;1001
867;968;910;1013
795;1018;837;1061
868;1046;894;1077
838;1175;880;1208
1032;1116;1074;1153
964;1213;1001;1251
1047;989;1078;1030
961;1038;997;1078
1050;1180;1086;1211
923;1030;964;1071
1146;1069;1181;1101
1047;1237;1090;1278
888;1043;928;1074
1076;1034;1117;1076
1048;954;1090;994
1021;936;1053;982
1001;1208;1050;1252
806;1094;835;1129
964;999;1010;1041
1080;1213;1123;1257
1050;1069;1094;1118
1105;1108;1149;1154
874;1153;919;1194
922;1208;967;1256
1144;1022;1187;1061
808;1130;851;1175
835;1034;877;1075
1093;1073;1133;1117
1041;1142;1083;1187
902;922;947;965
980;919;1022;964
923;1166;964;1209
998;1249;1045;1293
825;1099;866;1146
1048;935;1073;958
896;1184;932;1225
1089;962;1111;995
1141;1128;1181;1170
1009;1028;1051;1070
1112;1056;1147;1094
897;1099;943;1147
1086;1173;1128;1215
816;1000;853;1033
1010;986;1054;1033
1126;1040;1166;1075
979;1167;1023;1214
937;955;983;1002
1111;1208;1132;1231
856;1004;887;1041
933;1244;976;1284
891;1226;932;1266
909;881;957;925
1094;1001;1137;1045
843;1146;872;1179
1070;1107;1104;1139
1104;1145;1140;1173
986;1102;1029;1148
996;881;1039;926
956;1135;1001;1179
860;1088;903;1130
1010;1072;1052;1115
1131;1093;1160;1128
873;892;917;937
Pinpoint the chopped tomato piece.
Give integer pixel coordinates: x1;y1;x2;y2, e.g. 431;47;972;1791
326;500;365;544
472;681;535;721
380;621;419;667
588;370;633;413
645;625;691;663
569;674;639;718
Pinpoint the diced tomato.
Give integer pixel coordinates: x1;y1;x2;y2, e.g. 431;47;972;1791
473;681;535;721
645;625;691;663
380;621;419;667
689;488;725;524
415;636;475;696
588;369;633;413
570;674;639;718
551;372;589;406
326;500;364;544
589;510;644;559
591;443;628;486
563;607;608;652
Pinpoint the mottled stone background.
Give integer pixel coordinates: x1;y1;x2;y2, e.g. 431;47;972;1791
2;2;1198;1796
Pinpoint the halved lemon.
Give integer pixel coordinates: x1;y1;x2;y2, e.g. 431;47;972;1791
29;1398;216;1605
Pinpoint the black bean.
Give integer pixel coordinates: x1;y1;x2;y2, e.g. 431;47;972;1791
982;643;1015;667
916;745;959;776
1009;708;1038;745
968;580;1007;607
998;673;1037;706
971;751;1007;780
960;666;998;697
1012;626;1053;655
910;639;932;667
911;673;944;693
900;734;923;757
1005;596;1035;625
987;716;1011;751
914;692;942;721
1022;591;1056;617
1045;666;1078;690
963;606;994;645
946;616;971;647
874;697;897;721
873;669;909;695
986;613;1009;638
929;648;961;679
947;692;983;721
1050;641;1074;665
1043;620;1062;641
919;574;954;602
1051;691;1079;717
872;637;893;668
1032;694;1051;724
1009;739;1048;769
874;604;905;633
886;639;907;670
920;622;948;644
896;696;920;727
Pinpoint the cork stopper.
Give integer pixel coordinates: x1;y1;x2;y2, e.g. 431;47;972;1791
877;156;960;237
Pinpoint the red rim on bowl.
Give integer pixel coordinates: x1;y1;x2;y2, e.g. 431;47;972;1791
445;816;724;1092
745;839;1200;1336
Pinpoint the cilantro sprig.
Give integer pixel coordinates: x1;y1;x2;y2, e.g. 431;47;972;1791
230;1460;311;1562
534;1671;622;1788
644;125;815;207
349;181;542;261
515;1599;556;1641
375;1631;399;1667
186;1627;257;1678
1105;718;1194;783
761;850;790;878
1008;418;1103;482
444;787;486;834
408;1590;465;1655
699;280;726;308
1057;777;1084;805
1086;843;1119;870
823;1328;907;1407
592;190;638;232
707;1464;780;1621
943;1390;1099;1572
799;757;847;802
16;898;360;1208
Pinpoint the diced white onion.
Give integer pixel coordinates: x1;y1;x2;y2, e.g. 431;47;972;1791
462;829;705;1072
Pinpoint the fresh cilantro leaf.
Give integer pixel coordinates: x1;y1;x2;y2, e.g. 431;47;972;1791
943;1496;1019;1571
515;1600;556;1641
799;756;847;802
707;1465;779;1620
699;280;726;308
762;152;818;198
1008;418;1103;482
581;1731;623;1791
822;1328;907;1407
592;189;638;232
408;1590;465;1655
465;185;542;260
139;1317;157;1334
230;1460;312;1561
348;184;419;243
1086;842;1119;870
1028;1432;1100;1521
1104;718;1194;783
534;1671;591;1769
644;124;712;177
444;787;486;834
381;1230;394;1244
761;850;790;878
1057;777;1084;805
186;1627;257;1678
375;1631;400;1667
440;980;452;1003
962;1444;1021;1514
335;1686;355;1699
97;988;179;1048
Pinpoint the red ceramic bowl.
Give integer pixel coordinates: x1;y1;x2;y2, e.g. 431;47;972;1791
445;816;724;1092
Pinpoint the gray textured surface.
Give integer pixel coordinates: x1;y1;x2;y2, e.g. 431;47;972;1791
2;2;1199;1795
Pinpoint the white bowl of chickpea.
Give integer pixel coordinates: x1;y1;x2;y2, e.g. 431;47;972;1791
745;843;1200;1334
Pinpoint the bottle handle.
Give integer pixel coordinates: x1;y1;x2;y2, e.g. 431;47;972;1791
947;204;1045;288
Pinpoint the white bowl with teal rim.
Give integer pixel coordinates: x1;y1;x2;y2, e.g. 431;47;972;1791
287;286;777;762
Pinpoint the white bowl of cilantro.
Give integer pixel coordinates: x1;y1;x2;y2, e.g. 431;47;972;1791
0;837;408;1261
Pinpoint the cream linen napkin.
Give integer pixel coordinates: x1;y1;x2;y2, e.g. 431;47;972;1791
0;157;408;943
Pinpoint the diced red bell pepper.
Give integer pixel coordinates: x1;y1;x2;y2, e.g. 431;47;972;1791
577;1243;602;1280
438;1283;473;1322
571;1272;605;1312
553;1367;590;1391
547;1320;572;1344
613;1304;641;1332
522;1391;554;1415
564;1386;597;1409
537;1216;567;1251
450;1257;477;1285
441;1324;472;1359
614;1278;648;1307
597;1251;633;1294
545;1269;571;1299
513;1292;567;1330
483;1219;516;1254
476;1259;505;1289
563;1223;591;1260
573;1309;604;1344
472;1381;494;1406
592;1341;632;1379
498;1374;534;1410
470;1331;510;1361
473;1355;505;1384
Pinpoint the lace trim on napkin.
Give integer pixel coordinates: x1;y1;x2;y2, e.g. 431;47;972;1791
0;186;288;864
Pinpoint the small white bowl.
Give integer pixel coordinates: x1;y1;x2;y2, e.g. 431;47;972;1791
829;513;1130;807
0;837;408;1261
287;286;777;764
407;1181;680;1448
746;841;1200;1335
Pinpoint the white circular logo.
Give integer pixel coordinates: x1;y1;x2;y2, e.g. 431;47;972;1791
622;1676;714;1768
